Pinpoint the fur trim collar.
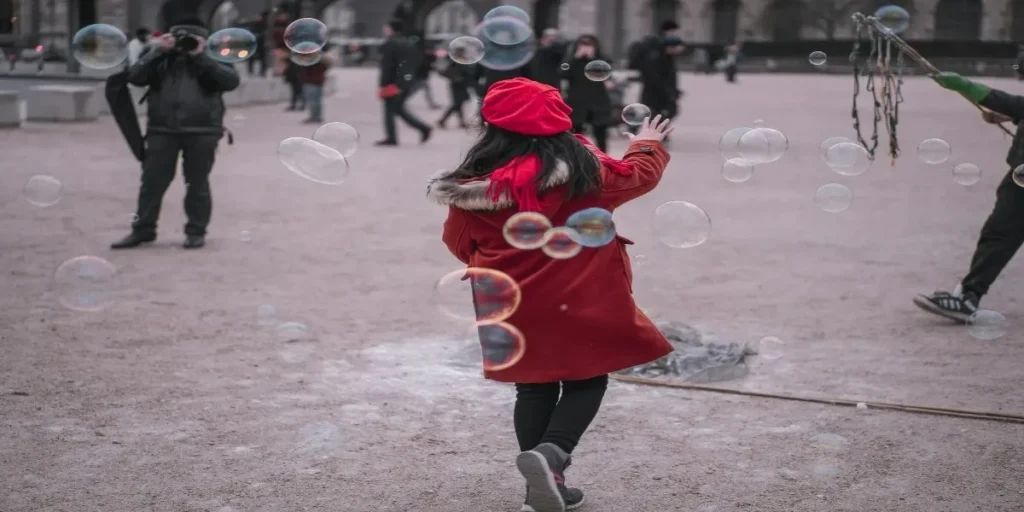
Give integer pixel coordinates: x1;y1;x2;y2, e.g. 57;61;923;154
426;161;571;211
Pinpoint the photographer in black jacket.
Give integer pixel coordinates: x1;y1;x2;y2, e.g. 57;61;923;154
111;18;240;250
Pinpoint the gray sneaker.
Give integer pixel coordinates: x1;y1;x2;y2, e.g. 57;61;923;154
913;288;979;322
517;443;586;512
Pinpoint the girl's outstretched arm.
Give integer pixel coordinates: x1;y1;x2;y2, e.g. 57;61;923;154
442;208;474;264
601;139;671;210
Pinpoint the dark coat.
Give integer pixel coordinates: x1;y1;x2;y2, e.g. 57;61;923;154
126;43;240;135
562;47;613;127
979;88;1024;168
378;34;421;90
441;62;474;103
531;41;566;88
429;140;675;384
473;65;531;97
636;36;680;118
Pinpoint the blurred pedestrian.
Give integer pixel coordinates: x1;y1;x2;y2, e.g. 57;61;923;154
563;34;613;152
375;19;431;146
635;21;685;124
408;38;442;109
720;43;742;83
299;48;334;124
531;28;564;88
437;60;473;129
127;27;150;66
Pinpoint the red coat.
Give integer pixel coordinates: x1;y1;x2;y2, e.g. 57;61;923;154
428;140;674;383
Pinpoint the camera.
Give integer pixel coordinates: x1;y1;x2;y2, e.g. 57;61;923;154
172;29;199;52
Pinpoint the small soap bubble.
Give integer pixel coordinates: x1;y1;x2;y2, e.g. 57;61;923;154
72;24;128;69
719;127;752;160
130;213;139;224
967;310;1008;340
565;207;616;247
560;62;570;71
275;321;311;342
814;183;853;213
722;158;754;183
542;227;583;259
874;5;911;34
448;36;485;65
54;256;118;312
278;137;349;185
472;321;526;371
584;60;612;81
808;51;827;66
953;163;981;186
312;122;359;158
503;212;553;250
433;268;522;324
403;73;412;81
825;142;872;176
207;28;257;63
652;201;711;248
240;230;252;242
917;138;951;164
1012;164;1024;187
24;175;62;207
290;49;322;66
738;127;788;164
622;103;652;126
283;18;328;54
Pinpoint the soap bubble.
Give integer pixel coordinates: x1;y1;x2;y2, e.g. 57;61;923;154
874;5;911;35
722;158;754;183
719;127;752;160
312;122;359;158
448;36;485;65
622;103;652;126
484;5;531;24
283;18;327;54
71;24;128;69
584;60;612;81
472;321;526;371
818;136;854;163
477;12;532;46
276;321;312;342
825;142;872;176
967;310;1008;341
814;183;852;213
917;138;951;164
277;137;349;185
542;227;583;259
560;62;570;71
434;267;522;324
953;163;981;186
1013;164;1024;187
24;175;62;207
808;51;827;66
652;201;711;248
565;207;616;247
738;127;788;164
503;212;553;250
290;49;322;66
207;28;257;63
240;230;252;242
54;256;118;312
475;17;535;71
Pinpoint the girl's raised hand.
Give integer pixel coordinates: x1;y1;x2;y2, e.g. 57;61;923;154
626;115;674;143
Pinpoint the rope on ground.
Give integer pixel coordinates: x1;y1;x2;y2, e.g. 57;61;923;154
609;374;1024;425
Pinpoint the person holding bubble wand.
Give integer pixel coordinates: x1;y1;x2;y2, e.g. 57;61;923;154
428;77;674;512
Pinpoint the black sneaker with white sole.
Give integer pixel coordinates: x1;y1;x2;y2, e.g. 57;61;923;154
521;485;584;512
913;289;979;322
517;443;586;512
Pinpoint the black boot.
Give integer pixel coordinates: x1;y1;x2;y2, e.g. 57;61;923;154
183;235;205;249
110;232;155;250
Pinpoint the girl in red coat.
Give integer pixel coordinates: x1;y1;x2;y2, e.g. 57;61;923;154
427;77;674;512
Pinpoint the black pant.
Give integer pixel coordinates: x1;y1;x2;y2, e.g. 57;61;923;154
439;85;469;127
961;167;1024;297
383;92;430;142
247;53;266;76
288;78;305;109
513;374;608;454
133;133;220;238
725;65;737;82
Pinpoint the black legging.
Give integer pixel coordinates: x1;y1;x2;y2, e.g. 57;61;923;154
513;374;608;454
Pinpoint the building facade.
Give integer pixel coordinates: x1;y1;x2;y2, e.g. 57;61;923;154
2;0;1022;56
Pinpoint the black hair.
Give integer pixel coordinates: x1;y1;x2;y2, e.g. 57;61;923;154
448;124;602;201
135;27;150;38
660;20;679;32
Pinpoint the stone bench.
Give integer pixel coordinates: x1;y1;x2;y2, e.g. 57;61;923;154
26;84;100;122
0;91;24;128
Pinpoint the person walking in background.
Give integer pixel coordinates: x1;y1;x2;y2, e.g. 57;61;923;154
563;35;614;152
720;43;742;83
437;59;473;129
913;72;1024;321
636;21;685;125
284;57;306;111
531;28;564;88
299;47;333;124
408;38;442;109
1015;44;1024;80
126;27;150;67
376;19;431;146
246;14;267;77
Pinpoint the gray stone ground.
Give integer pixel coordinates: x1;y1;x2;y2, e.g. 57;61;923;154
1;70;1023;512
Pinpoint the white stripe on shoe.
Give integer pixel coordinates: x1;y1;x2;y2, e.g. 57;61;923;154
516;451;566;512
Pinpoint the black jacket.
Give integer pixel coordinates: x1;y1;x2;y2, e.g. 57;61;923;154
635;36;679;118
531;41;566;88
378;35;421;89
980;88;1024;168
127;44;240;135
562;54;612;127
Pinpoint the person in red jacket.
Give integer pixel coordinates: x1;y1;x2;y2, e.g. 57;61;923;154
426;77;674;512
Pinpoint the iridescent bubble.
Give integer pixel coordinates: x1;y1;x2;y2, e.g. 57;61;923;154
825;142;872;176
652;201;711;249
967;310;1009;341
312;122;359;158
719;127;752;160
472;321;526;371
917;138;951;164
207;27;257;63
808;51;827;66
71;24;128;69
1013;164;1024;187
476;17;536;70
874;5;911;35
738;127;788;164
584;60;612;81
434;267;522;324
284;18;328;54
277;137;349;185
54;256;118;312
477;13;533;46
542;227;583;259
448;36;485;65
953;163;981;186
24;175;62;207
622;103;652;126
565;207;615;247
818;136;854;163
814;183;852;213
722;158;754;183
275;321;312;342
503;212;552;250
290;50;322;66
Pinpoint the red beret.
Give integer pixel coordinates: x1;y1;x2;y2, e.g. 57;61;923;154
481;78;573;136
